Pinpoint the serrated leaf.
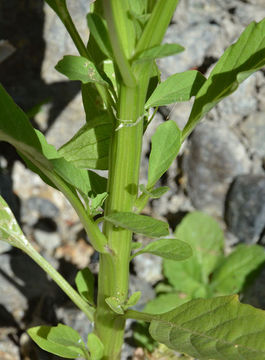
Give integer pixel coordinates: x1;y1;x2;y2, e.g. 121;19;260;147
132;238;192;262
125;291;142;309
58;114;112;170
87;13;112;59
147;120;181;189
145;70;206;108
139;184;170;199
134;43;184;63
28;324;87;358
104;212;169;238
105;297;124;315
211;244;265;295
144;293;191;315
164;212;224;294
75;268;95;306
0;195;29;250
87;333;104;360
55;55;107;85
149;295;265;360
183;17;265;139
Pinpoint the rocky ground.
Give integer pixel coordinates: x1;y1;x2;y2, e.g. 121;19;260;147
0;0;265;359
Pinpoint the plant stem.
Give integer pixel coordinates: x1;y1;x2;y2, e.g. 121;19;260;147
94;84;143;359
24;242;95;321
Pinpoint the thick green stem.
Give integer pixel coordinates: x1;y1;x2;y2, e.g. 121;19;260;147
94;84;143;359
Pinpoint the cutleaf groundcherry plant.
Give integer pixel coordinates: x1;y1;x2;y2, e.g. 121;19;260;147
1;1;265;359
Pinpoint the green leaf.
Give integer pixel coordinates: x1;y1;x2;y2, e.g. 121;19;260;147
0;84;94;194
0;195;29;250
124;291;142;310
134;43;184;63
164;212;224;294
103;60;117;92
144;293;191;314
128;0;148;15
145;70;206;108
88;171;108;197
75;268;95;306
81;83;105;121
149;295;265;360
87;333;104;360
55;55;107;85
44;0;66;18
91;192;108;216
27;324;87;358
58;113;113;170
139;184;170;199
147;120;181;189
105;297;124;315
131;241;142;250
210;244;265;295
104;212;169;238
132;238;192;261
86;13;113;59
183;17;265;139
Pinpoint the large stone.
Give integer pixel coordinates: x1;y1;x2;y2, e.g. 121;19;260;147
225;175;265;244
183;122;251;216
240;112;265;159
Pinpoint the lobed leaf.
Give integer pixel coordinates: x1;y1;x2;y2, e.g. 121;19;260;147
147;120;181;189
164;212;224;294
75;268;95;306
28;324;87;358
58;113;113;170
55;55;108;85
183;17;265;139
104;212;169;238
149;295;265;360
210;244;265;295
134;43;184;63
132;238;192;261
145;70;206;108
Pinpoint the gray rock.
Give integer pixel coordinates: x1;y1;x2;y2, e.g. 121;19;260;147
225;175;265;244
240;112;265;159
183;122;251;216
0;338;20;360
34;229;61;253
129;275;156;310
133;253;163;286
42;1;90;83
216;74;258;126
158;22;220;76
56;306;93;343
0;252;50;324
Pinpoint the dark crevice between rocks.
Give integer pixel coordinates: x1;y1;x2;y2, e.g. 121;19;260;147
165;210;189;232
197;56;218;75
